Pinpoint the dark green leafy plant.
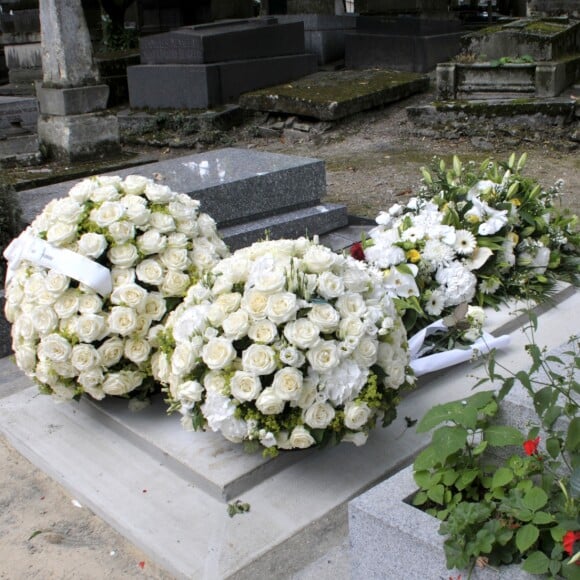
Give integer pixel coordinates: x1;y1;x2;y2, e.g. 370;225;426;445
413;316;579;578
0;183;23;285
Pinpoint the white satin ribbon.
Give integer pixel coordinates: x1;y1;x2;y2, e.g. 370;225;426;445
409;319;510;377
3;229;113;297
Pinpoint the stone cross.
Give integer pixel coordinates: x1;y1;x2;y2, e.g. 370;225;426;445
40;0;99;88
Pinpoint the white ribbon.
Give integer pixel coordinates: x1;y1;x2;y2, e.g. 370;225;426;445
409;319;510;377
3;229;113;297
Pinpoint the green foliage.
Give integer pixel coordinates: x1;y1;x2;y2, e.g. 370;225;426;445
0;183;23;284
413;322;579;576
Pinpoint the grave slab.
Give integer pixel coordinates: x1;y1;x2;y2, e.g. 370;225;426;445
239;68;430;121
17;148;327;228
127;53;317;109
140;19;306;65
1;286;575;579
0;95;38;132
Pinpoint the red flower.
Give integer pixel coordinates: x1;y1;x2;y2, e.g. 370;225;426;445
563;531;580;559
523;436;540;456
350;242;365;261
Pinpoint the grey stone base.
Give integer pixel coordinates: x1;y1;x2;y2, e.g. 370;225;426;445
37;113;120;163
36;84;110;116
0;95;38;133
127;53;317;109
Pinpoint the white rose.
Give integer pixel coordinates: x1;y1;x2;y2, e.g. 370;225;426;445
150;212;176;233
247;320;278;344
342;431;368;446
69;179;96;202
279;345;305;368
123;195;151;226
342;263;370;293
203;370;228;394
121;174;149;195
266;292;298;324
385;361;407;389
241;289;269;320
108;220;135;244
303;245;337;273
176;380;203;408
77;367;105;392
46;222;76;246
111;283;148;311
137;230;167;255
296;380;318;409
344;401;372;430
172;305;209;343
53;198;84;224
255;387;285;415
306;341;340;373
197;212;218;237
31;306;58;335
167;232;189;248
23;272;45;298
94;201;125;228
308;303;341;333
143;293;167;321
77;233;107;259
159;248;189;271
108;243;139;268
303;402;335;429
44;271;70;295
35;360;56;386
339;317;365;340
283;319;320;349
215;293;242;314
102;370;142;396
161;270;190;296
53;290;80;318
242;344;277;375
168;200;196;221
171;342;197;376
108;306;138;336
136;259;165;286
207;303;227;327
289;425;316;449
90;184;120;203
201;337;236;370
39;334;72;362
151;351;170;383
222;309;250;340
78;293;103;314
272;367;303;401
98;337;125;367
111;267;136;287
71;343;100;371
336;293;367;318
353;336;378;368
124;338;151;364
132;314;152;338
145;182;175;203
230;371;262;402
317;271;345;299
52;359;76;378
252;269;286;294
14;344;37;374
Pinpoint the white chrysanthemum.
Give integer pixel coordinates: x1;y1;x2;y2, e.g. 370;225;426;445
453;229;477;255
422;239;454;268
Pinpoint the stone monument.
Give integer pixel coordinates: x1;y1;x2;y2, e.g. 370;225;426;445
36;0;120;162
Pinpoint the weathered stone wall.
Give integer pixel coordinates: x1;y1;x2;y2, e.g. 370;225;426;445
528;0;580;17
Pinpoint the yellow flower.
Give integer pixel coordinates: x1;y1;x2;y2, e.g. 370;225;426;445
466;214;481;224
511;198;522;207
508;232;519;244
406;249;421;263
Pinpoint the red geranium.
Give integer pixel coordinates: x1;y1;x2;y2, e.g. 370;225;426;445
523;436;540;456
563;530;580;561
350;242;365;261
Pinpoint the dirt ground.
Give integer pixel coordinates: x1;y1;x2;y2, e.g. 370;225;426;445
1;88;579;579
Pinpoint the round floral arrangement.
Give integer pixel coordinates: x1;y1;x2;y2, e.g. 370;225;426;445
3;174;229;402
360;154;580;333
156;237;414;455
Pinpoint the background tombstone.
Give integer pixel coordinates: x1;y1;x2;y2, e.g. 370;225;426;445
36;0;120;162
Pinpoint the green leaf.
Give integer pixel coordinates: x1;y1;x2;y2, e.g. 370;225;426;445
427;484;445;505
570;466;580;498
485;425;525;447
413;445;440;470
566;417;580;452
547;436;561;459
456;468;480;491
516;370;532;391
523;487;548;511
472;440;488;456
416;401;474;432
432;426;469;462
413;470;432;489
492;467;514;489
532;511;555;525
522;551;550;574
516;524;540;552
412;491;429;507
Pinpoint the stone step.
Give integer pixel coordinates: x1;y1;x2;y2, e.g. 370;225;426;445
16;147;327;228
0;285;574;579
0;95;38;133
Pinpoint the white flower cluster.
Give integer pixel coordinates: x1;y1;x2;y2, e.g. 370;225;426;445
4;174;229;401
366;198;485;318
157;238;412;452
